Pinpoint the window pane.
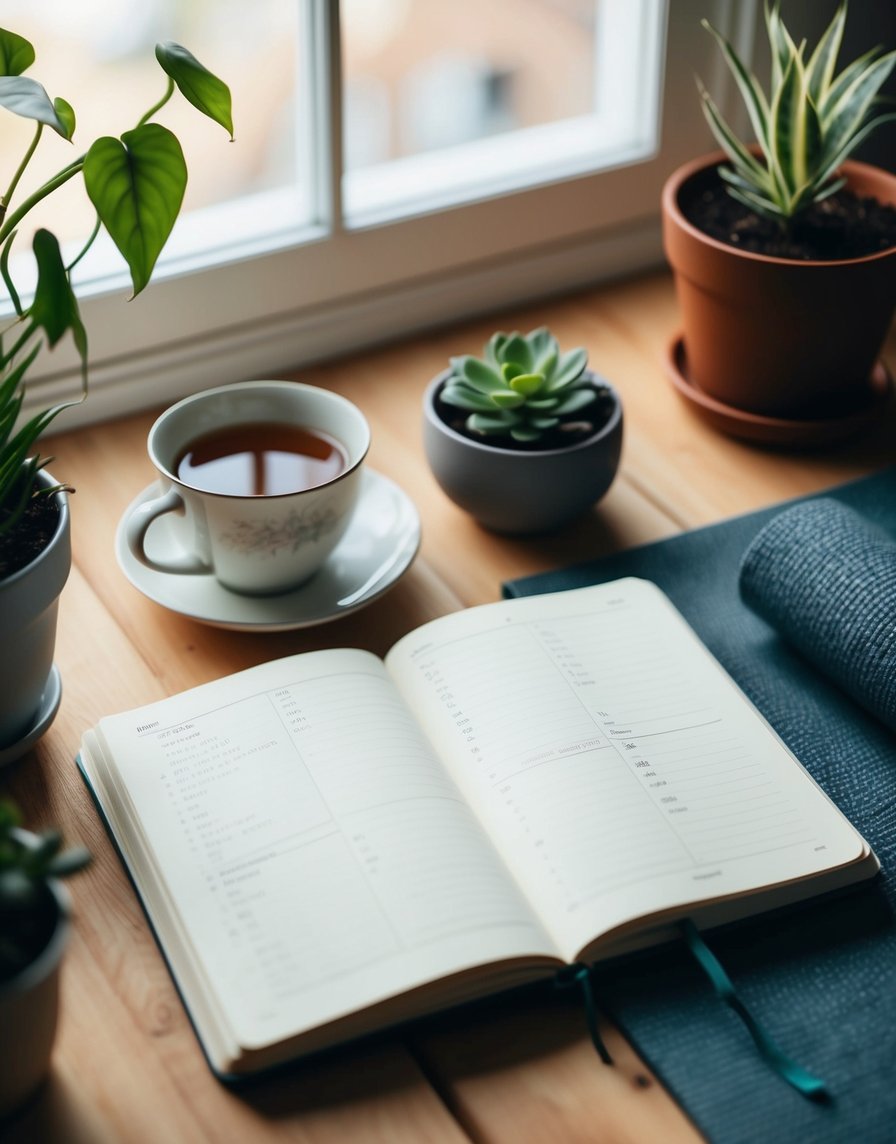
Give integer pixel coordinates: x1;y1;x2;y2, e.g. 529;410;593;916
343;0;597;163
0;0;306;285
341;0;663;223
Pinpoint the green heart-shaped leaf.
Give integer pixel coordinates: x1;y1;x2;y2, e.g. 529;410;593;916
30;229;87;360
155;42;233;139
54;96;75;140
84;123;187;296
0;76;66;134
0;28;34;77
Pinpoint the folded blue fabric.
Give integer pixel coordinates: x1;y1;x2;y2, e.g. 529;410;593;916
739;498;896;731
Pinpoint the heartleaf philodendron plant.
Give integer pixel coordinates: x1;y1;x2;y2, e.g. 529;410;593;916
441;327;596;444
699;1;896;224
0;28;232;538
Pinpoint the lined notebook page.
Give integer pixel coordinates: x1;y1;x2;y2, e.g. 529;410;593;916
386;579;865;960
84;649;554;1051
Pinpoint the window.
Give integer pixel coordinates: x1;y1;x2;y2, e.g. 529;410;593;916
1;0;310;267
341;0;661;223
8;1;759;425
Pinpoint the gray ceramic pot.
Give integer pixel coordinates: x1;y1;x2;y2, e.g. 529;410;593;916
0;472;70;750
423;370;623;534
0;867;70;1117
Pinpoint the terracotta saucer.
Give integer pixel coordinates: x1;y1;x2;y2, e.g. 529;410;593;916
664;334;892;447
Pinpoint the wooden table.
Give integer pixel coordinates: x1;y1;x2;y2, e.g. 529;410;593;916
4;269;895;1143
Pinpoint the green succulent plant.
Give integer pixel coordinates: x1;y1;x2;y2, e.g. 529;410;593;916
0;28;232;538
0;798;90;979
441;327;596;444
699;1;896;223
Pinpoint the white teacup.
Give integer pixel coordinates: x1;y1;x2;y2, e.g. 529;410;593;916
126;381;370;595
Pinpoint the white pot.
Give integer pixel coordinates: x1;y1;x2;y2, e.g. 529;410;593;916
0;472;70;749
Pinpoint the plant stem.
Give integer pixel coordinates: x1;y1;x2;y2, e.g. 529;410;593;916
5;320;38;365
137;77;175;127
0;160;85;247
0;123;43;224
66;214;102;274
0;234;23;318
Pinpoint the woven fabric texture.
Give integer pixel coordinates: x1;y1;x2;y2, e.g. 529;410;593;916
740;498;896;730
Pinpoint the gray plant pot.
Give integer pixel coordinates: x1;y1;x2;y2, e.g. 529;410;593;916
0;867;70;1117
0;472;71;750
423;370;623;534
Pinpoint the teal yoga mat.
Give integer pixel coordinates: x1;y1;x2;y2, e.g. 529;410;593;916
504;468;896;1144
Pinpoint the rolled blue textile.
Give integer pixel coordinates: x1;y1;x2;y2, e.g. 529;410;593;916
739;497;896;731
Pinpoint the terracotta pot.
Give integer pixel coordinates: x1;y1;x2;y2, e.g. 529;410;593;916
423;371;623;534
662;152;896;419
0;473;70;751
0;870;70;1117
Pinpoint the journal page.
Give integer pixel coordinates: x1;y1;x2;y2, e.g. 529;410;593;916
81;649;557;1057
385;579;867;961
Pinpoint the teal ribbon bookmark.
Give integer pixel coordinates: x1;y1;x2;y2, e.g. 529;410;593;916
680;919;829;1101
554;963;613;1065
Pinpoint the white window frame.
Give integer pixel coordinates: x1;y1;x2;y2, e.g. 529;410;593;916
20;0;759;427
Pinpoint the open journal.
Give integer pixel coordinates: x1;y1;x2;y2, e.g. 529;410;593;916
77;579;878;1078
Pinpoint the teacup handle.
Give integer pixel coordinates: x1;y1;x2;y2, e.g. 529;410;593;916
126;486;212;575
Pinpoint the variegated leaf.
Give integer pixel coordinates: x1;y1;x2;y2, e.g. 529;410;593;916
702;19;771;155
821;51;896;167
805;1;846;105
699;86;771;187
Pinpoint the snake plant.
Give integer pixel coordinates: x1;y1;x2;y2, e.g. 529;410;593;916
0;29;232;538
441;327;596;444
699;1;896;223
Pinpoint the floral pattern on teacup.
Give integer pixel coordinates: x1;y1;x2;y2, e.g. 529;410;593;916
221;506;342;556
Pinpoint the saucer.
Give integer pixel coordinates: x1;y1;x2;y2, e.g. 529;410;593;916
115;469;421;631
665;334;892;447
0;665;62;768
